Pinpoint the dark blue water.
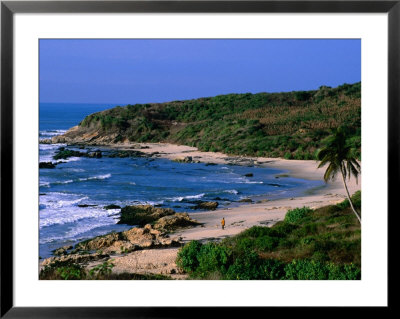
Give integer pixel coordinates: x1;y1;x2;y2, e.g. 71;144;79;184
39;103;324;258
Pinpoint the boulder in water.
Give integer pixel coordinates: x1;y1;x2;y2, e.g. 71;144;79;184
39;162;56;169
104;204;121;210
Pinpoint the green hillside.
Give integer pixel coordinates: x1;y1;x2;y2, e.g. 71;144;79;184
176;191;362;280
78;82;361;160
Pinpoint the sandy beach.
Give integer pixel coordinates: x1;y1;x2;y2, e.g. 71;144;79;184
80;142;361;278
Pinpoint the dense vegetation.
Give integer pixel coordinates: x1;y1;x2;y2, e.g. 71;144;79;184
175;191;361;280
78;82;361;159
39;260;171;280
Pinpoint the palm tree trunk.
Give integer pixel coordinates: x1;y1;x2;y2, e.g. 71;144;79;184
341;168;361;224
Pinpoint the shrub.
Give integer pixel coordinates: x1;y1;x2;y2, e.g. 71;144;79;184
284;152;293;159
254;236;280;251
196;243;233;277
269;222;298;237
284;259;360;280
176;240;202;272
241;226;273;238
89;261;115;279
336;191;361;211
284;207;313;224
327;263;361;280
40;262;86;280
225;251;285;280
284;259;329;280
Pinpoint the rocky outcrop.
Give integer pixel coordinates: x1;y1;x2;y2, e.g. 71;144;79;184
107;150;147;158
39;124;132;146
118;205;175;226
52;245;73;256
104;204;121;210
87;151;102;158
238;198;253;203
173;156;193;163
53;149;87;160
52;147;103;160
42;252;110;267
73;224;182;255
153;213;200;231
193;201;219;210
172;156;200;164
39;162;56;169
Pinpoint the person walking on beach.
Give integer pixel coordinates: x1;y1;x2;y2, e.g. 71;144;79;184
221;217;225;230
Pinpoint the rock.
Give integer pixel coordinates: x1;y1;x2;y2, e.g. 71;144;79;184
53;149;86;160
244;173;253;177
52;245;73;256
173;156;193;163
39;162;56;169
193;201;219;210
107;150;147;158
153;213;200;231
73;223;182;255
75;232;123;251
267;183;282;187
104;204;121;210
238;198;253;203
205;163;217;166
42;252;109;267
118;205;175;226
78;204;98;208
87;151;102;158
122;226;159;249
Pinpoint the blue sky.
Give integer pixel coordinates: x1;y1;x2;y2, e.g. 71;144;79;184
39;39;361;104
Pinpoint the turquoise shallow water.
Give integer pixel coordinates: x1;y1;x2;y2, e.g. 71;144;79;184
39;103;324;258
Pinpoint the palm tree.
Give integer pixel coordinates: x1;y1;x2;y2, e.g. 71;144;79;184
317;127;361;224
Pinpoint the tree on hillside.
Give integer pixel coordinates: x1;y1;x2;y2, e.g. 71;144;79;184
317;127;361;224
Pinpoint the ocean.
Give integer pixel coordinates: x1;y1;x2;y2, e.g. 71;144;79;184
39;103;324;258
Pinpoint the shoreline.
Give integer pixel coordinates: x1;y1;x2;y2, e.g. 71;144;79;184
102;141;360;194
41;141;361;278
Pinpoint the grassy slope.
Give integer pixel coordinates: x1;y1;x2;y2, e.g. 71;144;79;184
78;82;361;159
176;191;361;280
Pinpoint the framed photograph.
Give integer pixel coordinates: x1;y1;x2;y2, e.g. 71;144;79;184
1;0;395;316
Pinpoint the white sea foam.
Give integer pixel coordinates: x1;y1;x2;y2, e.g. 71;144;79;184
46;174;112;187
41;195;89;210
39;130;67;139
62;156;82;163
126;199;165;206
39;215;120;244
39;206;118;228
78;173;111;181
57;180;74;185
224;189;239;195
39;143;66;151
68;168;85;172
169;193;205;202
40;181;50;187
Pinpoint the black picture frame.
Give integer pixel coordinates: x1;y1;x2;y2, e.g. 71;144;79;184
1;0;396;317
